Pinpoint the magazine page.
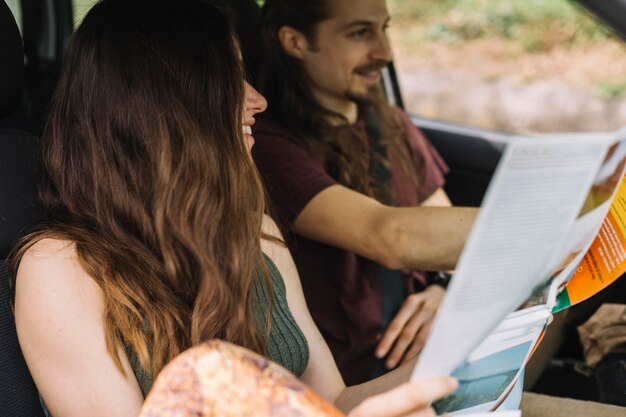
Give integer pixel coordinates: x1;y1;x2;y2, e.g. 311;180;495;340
411;132;612;382
522;136;626;310
435;340;535;415
433;313;545;415
554;173;626;312
467;305;551;362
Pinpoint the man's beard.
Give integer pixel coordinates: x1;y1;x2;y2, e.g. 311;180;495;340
347;60;388;105
347;83;383;106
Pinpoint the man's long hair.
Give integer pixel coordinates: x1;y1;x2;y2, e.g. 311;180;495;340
11;0;269;377
258;0;419;201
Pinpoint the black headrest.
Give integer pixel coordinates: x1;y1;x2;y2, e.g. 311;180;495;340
0;1;24;119
231;0;262;82
0;132;41;259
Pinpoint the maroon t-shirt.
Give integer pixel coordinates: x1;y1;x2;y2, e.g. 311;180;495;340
252;109;448;384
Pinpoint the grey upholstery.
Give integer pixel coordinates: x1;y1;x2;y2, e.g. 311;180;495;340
0;0;24;118
0;0;41;261
0;0;42;262
0;260;46;417
0;131;41;260
0;1;45;416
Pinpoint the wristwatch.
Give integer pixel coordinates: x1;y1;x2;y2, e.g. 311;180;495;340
426;271;453;288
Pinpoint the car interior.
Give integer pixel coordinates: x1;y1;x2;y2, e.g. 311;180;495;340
0;1;45;415
1;0;625;415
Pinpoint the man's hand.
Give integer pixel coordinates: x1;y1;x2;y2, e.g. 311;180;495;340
375;285;445;369
348;377;458;417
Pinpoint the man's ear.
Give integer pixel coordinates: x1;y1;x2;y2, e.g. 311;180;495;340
278;26;309;59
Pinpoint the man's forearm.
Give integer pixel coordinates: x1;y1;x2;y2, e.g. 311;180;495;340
293;186;477;271
379;206;477;271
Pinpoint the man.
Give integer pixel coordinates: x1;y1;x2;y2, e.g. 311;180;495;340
249;2;626;416
252;0;476;385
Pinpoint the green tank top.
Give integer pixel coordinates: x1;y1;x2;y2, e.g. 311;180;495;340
41;254;309;415
128;253;309;397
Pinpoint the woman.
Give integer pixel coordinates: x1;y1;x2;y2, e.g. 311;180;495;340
11;0;455;416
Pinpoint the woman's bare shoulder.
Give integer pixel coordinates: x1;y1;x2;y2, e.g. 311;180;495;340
16;237;99;300
261;214;282;238
21;237;76;261
260;215;287;262
14;240;141;417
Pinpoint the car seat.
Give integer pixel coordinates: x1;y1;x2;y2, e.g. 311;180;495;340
0;1;45;416
230;0;262;82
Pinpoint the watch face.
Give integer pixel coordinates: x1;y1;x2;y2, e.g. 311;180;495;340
426;271;452;288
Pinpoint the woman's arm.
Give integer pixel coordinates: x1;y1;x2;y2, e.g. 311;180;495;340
261;216;455;413
348;378;457;417
14;238;144;417
261;217;346;404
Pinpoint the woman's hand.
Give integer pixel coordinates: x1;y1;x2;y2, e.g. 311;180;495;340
348;377;458;417
376;285;445;369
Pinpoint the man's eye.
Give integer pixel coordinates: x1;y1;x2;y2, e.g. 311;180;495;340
349;28;369;39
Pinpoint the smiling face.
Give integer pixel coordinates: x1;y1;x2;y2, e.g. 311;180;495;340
243;81;267;150
296;0;392;121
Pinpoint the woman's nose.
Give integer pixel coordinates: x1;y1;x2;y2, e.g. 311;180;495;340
244;81;268;118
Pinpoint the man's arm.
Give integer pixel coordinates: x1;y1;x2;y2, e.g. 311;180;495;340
293;184;477;271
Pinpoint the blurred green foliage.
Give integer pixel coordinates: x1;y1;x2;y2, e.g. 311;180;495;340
73;0;98;27
388;0;613;51
594;81;626;99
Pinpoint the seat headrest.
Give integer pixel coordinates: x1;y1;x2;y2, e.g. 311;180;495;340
0;132;41;259
0;1;25;119
231;0;262;82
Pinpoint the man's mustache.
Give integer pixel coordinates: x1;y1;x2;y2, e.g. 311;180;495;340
354;60;389;74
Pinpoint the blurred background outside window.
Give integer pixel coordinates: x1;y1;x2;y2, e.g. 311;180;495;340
6;0;22;35
387;0;626;133
70;0;626;135
73;0;97;27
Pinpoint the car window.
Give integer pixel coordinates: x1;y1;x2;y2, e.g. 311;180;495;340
388;0;626;134
73;0;99;27
5;0;22;36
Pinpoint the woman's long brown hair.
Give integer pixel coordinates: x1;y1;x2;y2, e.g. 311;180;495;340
11;0;269;377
